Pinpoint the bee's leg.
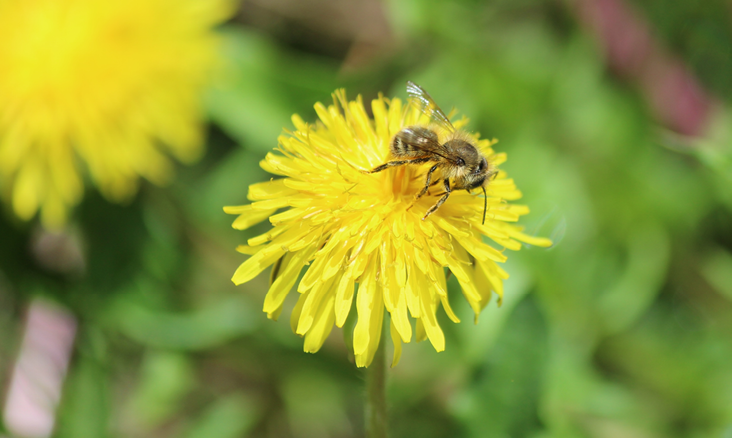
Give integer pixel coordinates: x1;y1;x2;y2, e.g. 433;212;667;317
422;179;451;220
414;164;441;200
427;179;440;196
367;157;431;174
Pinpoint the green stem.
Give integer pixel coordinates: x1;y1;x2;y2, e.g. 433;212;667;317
366;331;387;438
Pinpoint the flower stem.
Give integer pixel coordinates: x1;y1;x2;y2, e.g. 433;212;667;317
366;332;387;438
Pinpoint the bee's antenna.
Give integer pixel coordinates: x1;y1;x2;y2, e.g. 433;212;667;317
481;185;487;225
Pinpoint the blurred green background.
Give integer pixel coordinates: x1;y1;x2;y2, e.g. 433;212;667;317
2;0;732;437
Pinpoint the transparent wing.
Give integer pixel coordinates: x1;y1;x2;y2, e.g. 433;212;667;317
406;81;456;133
395;126;457;162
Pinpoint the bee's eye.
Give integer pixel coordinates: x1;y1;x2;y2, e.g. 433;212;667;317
475;158;487;173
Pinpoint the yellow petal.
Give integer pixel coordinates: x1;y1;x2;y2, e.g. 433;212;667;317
455;234;507;263
512;231;554;248
404;263;422;319
353;262;377;356
291;291;308;335
225;204;278;230
419;285;445;352
390;318;403;368
231;244;287;285
354;262;385;368
248;179;297;200
415;318;427;343
334;275;355;327
297;275;337;335
390;282;412;343
263;249;314;317
303;295;336;353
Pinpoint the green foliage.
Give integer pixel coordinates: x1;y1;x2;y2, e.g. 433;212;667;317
2;0;732;437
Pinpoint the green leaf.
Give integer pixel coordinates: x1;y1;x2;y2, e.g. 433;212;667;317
110;294;260;350
183;394;259;438
126;351;195;427
56;351;110;438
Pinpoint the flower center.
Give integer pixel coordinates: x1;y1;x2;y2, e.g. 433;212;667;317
386;164;436;205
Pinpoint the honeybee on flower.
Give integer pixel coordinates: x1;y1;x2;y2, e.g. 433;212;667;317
226;83;551;367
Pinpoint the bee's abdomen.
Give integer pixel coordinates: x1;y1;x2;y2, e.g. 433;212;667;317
391;136;421;158
390;126;438;158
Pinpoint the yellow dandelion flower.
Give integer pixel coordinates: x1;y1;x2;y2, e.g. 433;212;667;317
225;87;551;368
0;0;233;228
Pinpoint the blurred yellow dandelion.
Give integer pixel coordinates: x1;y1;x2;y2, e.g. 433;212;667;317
0;0;233;228
226;88;551;367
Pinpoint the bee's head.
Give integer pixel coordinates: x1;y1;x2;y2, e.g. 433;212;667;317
465;173;487;191
457;156;492;225
458;157;489;189
475;156;488;175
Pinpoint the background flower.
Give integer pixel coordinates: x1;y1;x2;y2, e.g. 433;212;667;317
0;0;232;228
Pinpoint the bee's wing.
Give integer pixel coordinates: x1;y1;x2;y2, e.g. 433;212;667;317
406;81;456;134
397;126;458;163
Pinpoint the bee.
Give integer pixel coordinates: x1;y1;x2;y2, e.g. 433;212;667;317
368;81;496;224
